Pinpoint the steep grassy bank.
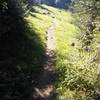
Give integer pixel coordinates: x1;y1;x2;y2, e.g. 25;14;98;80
25;5;100;100
53;8;100;100
40;5;100;100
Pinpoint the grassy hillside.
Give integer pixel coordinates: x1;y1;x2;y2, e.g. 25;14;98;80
27;5;100;100
26;4;78;99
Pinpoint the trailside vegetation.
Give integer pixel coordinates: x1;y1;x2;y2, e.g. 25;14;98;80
55;0;100;100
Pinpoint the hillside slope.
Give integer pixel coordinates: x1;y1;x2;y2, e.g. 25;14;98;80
26;5;78;100
1;3;99;100
28;5;100;100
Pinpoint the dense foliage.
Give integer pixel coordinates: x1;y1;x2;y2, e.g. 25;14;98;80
72;1;100;99
72;0;100;49
55;0;100;100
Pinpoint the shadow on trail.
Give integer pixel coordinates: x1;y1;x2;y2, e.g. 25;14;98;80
33;49;58;100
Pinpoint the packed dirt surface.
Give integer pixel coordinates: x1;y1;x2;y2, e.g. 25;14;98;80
33;19;57;100
46;19;56;50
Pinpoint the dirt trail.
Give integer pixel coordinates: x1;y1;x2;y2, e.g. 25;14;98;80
33;18;57;100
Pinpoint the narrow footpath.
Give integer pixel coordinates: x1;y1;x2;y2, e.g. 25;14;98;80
33;18;57;100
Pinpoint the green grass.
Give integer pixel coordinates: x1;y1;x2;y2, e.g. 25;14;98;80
38;4;100;100
24;5;100;100
25;11;53;45
53;9;100;100
21;5;54;74
54;11;80;100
